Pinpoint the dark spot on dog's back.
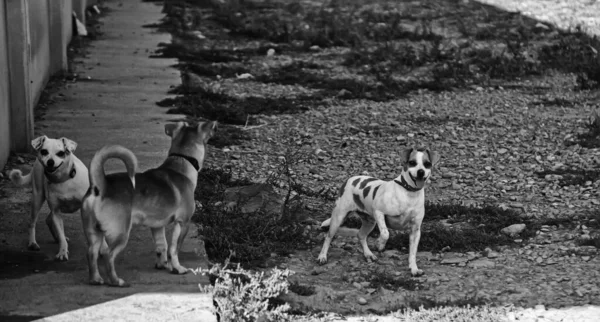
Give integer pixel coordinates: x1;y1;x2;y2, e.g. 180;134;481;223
359;178;377;189
363;186;371;198
353;194;365;209
372;185;380;199
337;180;348;198
56;198;82;214
352;178;361;187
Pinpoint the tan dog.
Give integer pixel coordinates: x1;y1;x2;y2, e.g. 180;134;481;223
318;147;439;276
9;136;89;261
81;121;216;287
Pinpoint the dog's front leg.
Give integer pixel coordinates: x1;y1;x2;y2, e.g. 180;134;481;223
27;188;46;251
167;222;189;274
358;218;377;262
408;225;424;276
50;212;69;261
151;227;168;269
373;210;389;253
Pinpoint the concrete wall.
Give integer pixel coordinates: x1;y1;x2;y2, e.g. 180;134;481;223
0;3;10;169
0;0;92;169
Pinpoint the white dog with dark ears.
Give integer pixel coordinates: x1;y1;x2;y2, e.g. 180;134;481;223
9;136;90;261
317;147;439;276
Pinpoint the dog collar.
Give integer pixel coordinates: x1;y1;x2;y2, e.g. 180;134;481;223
394;176;422;192
46;165;77;184
169;153;200;171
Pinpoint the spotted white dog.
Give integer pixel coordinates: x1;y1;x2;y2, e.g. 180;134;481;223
317;147;439;276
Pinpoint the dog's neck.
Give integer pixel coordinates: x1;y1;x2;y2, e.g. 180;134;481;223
168;153;200;171
394;171;423;192
164;153;201;187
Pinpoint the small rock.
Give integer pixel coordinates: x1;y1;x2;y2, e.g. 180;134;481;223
357;297;367;305
266;48;276;56
337;89;351;98
17;157;25;164
501;224;526;236
497;148;508;154
534;304;546;311
353;282;362;290
311;267;326;275
440;254;468;265
468;258;496;269
309;45;321;51
582;256;591;261
236;73;254;79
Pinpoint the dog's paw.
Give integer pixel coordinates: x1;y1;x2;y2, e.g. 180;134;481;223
27;242;41;251
364;253;378;263
89;277;105;286
55;250;69;261
170;266;189;275
316;255;328;265
410;268;424;277
109;278;130;287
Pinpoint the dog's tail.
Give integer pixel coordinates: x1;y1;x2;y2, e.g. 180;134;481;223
89;145;138;196
320;218;359;237
9;169;32;187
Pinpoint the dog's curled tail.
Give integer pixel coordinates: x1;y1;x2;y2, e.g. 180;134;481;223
8;169;32;186
89;145;138;196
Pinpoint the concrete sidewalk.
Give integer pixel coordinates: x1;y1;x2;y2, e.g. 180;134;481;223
0;0;215;320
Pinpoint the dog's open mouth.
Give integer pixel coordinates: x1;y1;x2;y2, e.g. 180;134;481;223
410;174;427;189
45;162;64;174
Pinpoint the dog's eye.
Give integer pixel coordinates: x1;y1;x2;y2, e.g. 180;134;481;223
40;149;49;156
408;160;417;167
424;161;432;168
57;151;66;158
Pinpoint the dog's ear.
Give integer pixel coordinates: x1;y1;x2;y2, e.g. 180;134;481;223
31;136;47;151
427;150;440;165
401;147;413;163
199;121;217;142
165;122;186;138
61;137;78;152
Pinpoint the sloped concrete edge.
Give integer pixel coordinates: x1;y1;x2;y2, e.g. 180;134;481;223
36;292;217;322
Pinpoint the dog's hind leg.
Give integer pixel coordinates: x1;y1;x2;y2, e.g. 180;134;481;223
27;189;45;251
81;209;105;285
104;230;130;287
151;227;168;270
167;222;189;275
317;204;349;264
357;215;377;262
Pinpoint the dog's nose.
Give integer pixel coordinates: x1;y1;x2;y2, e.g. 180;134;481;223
417;169;425;178
47;159;55;167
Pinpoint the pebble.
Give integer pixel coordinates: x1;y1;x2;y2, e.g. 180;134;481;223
468;258;496;268
501;223;526;236
357;297;367;305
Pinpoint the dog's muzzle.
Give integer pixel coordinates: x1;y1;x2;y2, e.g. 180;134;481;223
45;162;64;174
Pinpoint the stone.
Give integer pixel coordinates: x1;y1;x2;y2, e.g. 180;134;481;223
468;259;496;269
501;224;526;236
357;297;367;305
440;254;468;265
